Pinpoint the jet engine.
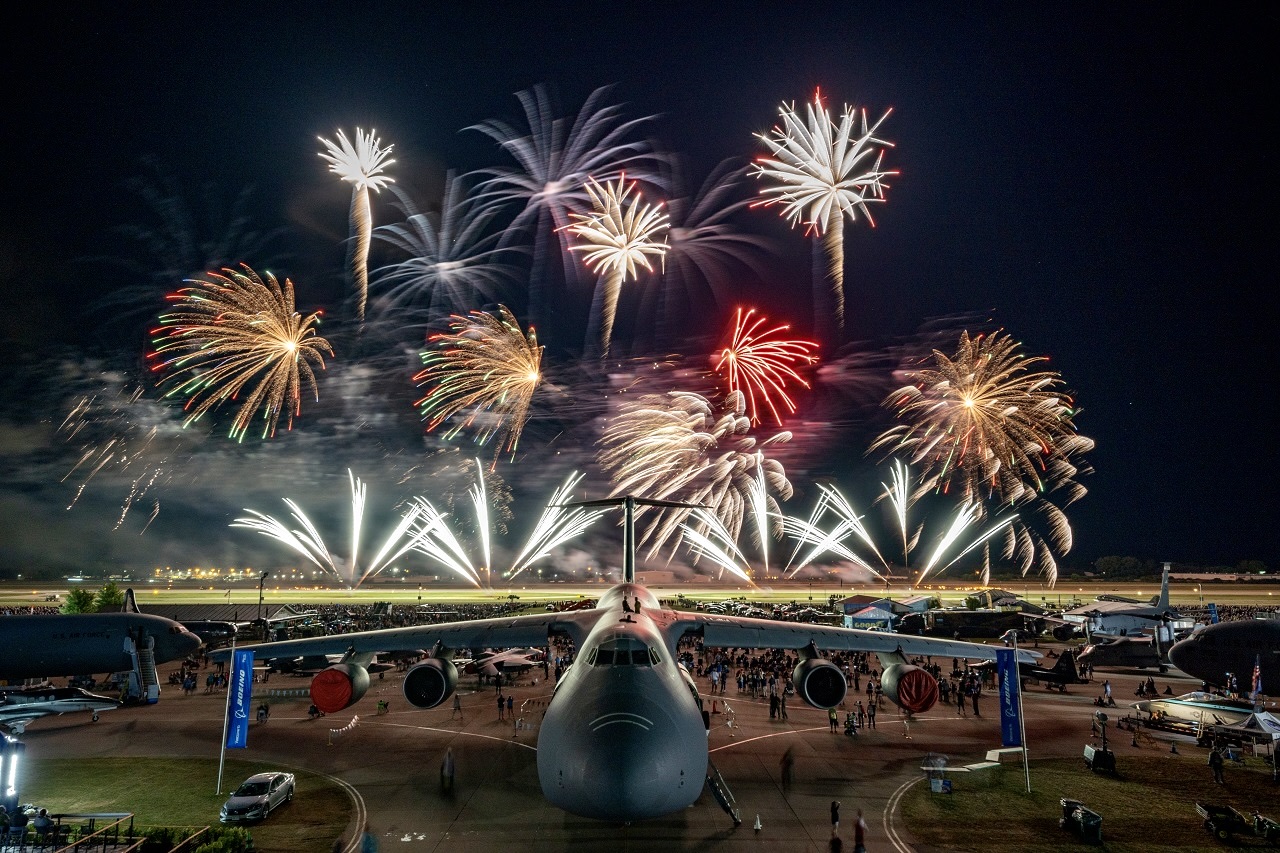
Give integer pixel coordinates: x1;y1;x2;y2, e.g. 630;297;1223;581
310;663;370;714
792;657;847;709
879;663;939;714
402;657;459;709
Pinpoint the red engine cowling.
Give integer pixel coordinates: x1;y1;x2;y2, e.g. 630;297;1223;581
403;658;459;709
879;664;939;713
792;658;847;709
310;663;371;714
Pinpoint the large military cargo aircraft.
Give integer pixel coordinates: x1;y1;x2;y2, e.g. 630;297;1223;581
214;497;1036;823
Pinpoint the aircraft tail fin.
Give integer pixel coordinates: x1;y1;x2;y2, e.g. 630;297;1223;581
123;588;140;614
1054;649;1078;675
1156;562;1171;612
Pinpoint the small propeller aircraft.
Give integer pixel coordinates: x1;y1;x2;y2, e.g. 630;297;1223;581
214;496;1036;823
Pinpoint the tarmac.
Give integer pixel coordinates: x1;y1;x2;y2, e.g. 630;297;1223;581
18;647;1205;852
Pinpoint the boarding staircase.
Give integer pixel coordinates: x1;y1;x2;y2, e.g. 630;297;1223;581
124;634;160;704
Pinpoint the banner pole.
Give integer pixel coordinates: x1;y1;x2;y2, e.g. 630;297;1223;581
1012;634;1031;793
216;633;236;795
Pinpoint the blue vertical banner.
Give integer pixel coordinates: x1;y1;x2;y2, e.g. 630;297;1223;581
996;648;1022;747
225;650;255;749
1207;603;1219;624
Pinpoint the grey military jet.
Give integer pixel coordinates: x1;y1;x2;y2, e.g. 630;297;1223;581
214;496;1035;823
0;686;121;734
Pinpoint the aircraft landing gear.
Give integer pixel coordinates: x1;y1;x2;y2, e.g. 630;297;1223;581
92;713;99;722
706;761;742;826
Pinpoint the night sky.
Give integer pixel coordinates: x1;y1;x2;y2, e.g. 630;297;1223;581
1;4;1274;580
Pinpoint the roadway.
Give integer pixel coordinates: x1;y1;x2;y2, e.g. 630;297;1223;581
16;645;1209;852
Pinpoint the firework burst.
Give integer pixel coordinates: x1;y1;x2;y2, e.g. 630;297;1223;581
149;265;333;441
318;128;395;326
597;389;792;557
372;176;515;329
871;330;1094;584
713;307;818;425
414;306;543;455
468;85;663;333
565;175;669;357
753;90;896;335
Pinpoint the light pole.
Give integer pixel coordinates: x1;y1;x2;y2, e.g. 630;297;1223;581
257;571;270;640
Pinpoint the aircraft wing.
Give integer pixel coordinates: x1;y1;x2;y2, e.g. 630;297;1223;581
209;610;600;663
688;613;1041;663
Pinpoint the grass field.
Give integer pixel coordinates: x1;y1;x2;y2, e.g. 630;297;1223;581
21;757;351;852
902;753;1280;851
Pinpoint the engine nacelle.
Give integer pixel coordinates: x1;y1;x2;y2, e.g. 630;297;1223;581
310;663;370;714
792;658;847;709
879;664;939;714
403;658;459;709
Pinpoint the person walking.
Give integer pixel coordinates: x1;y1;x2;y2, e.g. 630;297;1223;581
828;707;839;732
780;746;795;790
956;683;967;717
867;701;876;729
451;692;463;720
853;808;867;853
830;800;840;837
441;747;456;794
1209;746;1226;784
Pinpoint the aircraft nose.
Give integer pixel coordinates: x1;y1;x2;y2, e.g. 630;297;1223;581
539;692;706;822
1168;640;1194;675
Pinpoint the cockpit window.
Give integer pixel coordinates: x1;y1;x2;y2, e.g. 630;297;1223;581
590;636;659;667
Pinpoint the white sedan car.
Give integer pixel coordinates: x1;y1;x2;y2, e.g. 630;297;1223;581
219;771;295;823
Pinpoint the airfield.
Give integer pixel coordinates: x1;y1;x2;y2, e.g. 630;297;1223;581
7;580;1280;852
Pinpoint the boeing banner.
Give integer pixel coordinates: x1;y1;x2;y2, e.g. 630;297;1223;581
225;649;255;749
996;648;1022;747
1207;603;1219;624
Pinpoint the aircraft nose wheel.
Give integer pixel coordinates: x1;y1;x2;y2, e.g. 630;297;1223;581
92;713;99;722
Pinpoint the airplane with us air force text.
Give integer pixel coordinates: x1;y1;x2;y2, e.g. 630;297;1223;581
214;496;1038;823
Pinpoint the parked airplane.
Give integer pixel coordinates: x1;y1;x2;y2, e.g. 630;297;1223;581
462;648;545;679
0;686;121;734
1168;618;1280;693
1133;690;1259;727
1077;634;1168;672
214;496;1037;823
972;648;1085;692
0;604;203;685
1060;562;1185;637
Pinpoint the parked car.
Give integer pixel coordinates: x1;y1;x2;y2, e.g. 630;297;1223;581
219;772;295;823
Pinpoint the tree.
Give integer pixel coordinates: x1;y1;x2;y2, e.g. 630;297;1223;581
95;581;126;610
60;588;97;614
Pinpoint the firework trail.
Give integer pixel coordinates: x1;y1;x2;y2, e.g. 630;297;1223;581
318;128;395;327
468;84;663;334
871;330;1094;584
372;176;516;330
679;508;756;585
779;475;1015;585
565;175;669;357
231;470;428;589
414;306;543;456
597;389;792;558
148;265;333;441
507;472;605;581
753;90;896;337
713;307;818;425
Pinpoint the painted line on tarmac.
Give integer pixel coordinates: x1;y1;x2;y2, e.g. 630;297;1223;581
884;775;923;853
709;727;827;753
369;720;538;751
324;771;368;853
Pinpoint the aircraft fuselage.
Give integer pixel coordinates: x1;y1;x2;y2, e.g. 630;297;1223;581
0;613;202;680
536;584;708;822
